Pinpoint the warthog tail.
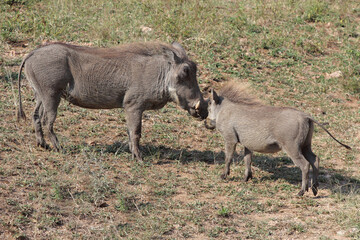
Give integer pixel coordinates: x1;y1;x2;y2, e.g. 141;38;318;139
309;117;351;150
17;55;30;122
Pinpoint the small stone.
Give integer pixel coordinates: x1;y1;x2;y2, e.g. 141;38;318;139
326;71;343;79
140;26;152;33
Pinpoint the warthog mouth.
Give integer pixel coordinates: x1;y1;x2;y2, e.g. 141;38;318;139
189;107;203;120
191;100;208;120
204;119;216;130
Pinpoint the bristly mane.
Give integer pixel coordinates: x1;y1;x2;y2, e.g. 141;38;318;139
39;42;185;60
219;82;261;105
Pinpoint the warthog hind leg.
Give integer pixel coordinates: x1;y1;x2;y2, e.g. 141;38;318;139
33;98;48;149
284;146;310;196
42;95;61;151
302;146;319;196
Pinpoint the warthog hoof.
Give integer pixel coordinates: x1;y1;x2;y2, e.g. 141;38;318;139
220;173;228;180
244;172;253;182
297;190;305;196
53;145;63;153
37;142;50;150
311;185;318;196
131;154;144;163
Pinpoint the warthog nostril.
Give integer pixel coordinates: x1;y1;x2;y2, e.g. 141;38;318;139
204;119;216;129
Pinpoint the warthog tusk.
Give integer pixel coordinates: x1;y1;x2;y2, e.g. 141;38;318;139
195;101;200;110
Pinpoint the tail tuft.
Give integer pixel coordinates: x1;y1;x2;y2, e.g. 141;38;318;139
344;144;352;150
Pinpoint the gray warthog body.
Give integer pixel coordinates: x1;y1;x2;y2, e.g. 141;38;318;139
205;83;351;196
17;42;208;161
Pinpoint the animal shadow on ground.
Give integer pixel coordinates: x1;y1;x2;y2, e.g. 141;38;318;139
250;154;360;196
101;142;223;165
67;142;360;196
64;141;222;165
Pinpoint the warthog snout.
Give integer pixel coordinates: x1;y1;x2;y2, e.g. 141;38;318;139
204;118;216;129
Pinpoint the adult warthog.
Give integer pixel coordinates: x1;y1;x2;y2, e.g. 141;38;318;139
17;42;208;161
205;83;351;196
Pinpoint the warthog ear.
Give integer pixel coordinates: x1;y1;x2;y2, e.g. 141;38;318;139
172;42;187;59
211;89;220;104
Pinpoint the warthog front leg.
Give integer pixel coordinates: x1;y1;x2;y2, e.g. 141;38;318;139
243;147;253;182
125;108;143;162
221;141;236;179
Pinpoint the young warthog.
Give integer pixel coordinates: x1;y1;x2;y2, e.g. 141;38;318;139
17;42;208;161
205;83;351;196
